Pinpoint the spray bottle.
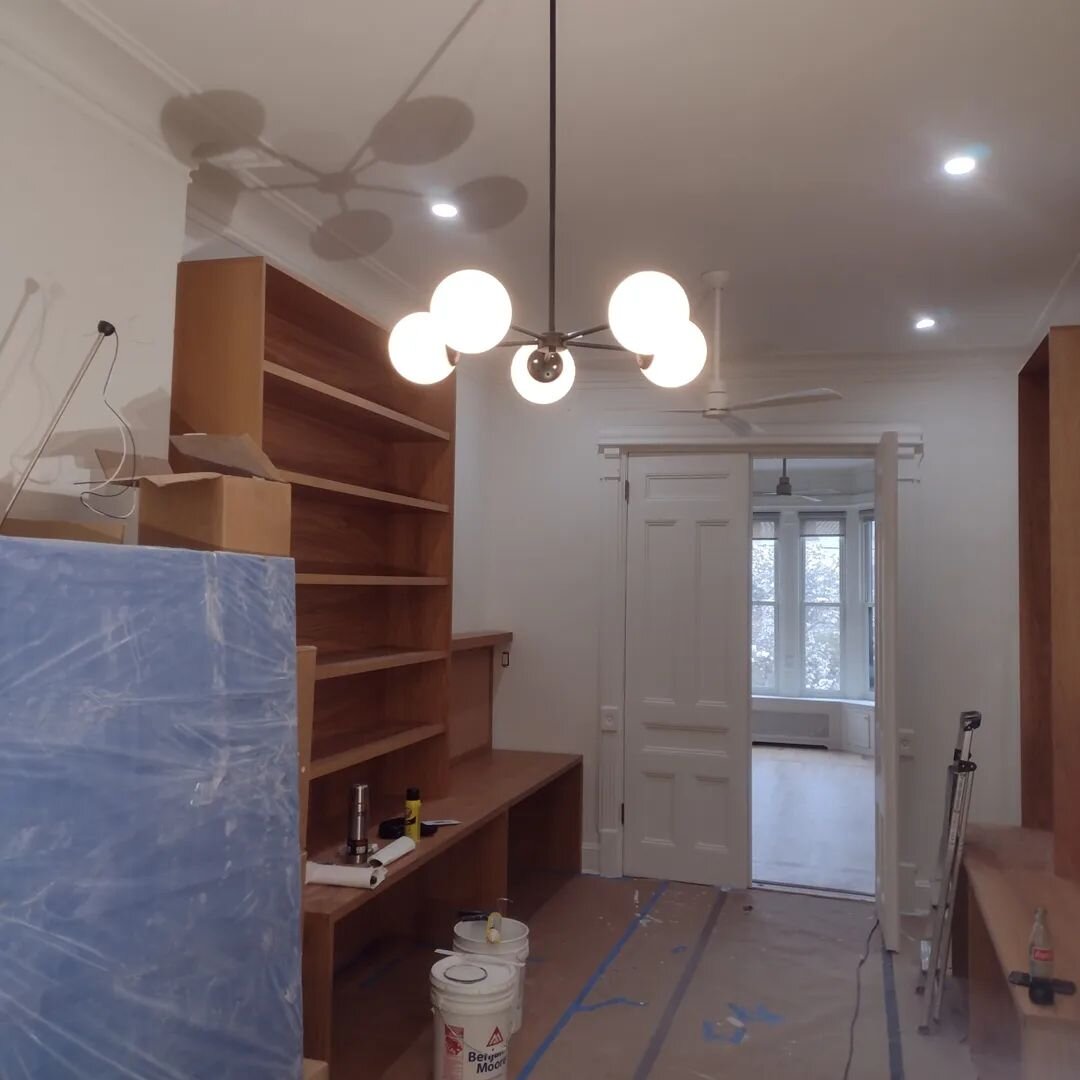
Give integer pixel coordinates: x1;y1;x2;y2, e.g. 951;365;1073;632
404;787;422;843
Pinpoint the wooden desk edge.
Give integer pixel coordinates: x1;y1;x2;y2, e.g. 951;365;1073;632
964;825;1080;1026
304;750;581;926
451;630;513;652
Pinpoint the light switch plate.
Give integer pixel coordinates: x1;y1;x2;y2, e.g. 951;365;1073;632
899;728;915;759
600;706;619;733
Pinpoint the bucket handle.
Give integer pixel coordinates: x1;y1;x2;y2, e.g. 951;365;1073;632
434;947;525;970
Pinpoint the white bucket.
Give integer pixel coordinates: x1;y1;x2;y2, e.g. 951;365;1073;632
431;956;515;1080
453;918;529;1034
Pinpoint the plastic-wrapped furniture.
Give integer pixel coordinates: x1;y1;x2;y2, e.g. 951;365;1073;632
0;536;302;1079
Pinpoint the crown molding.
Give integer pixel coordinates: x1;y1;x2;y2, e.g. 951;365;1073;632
0;0;187;173
6;0;419;322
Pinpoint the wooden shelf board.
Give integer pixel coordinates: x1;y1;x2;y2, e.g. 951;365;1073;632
451;630;513;653
309;722;446;779
281;470;449;513
297;573;448;587
965;824;1080;1024
304;749;582;924
264;361;450;442
314;647;449;681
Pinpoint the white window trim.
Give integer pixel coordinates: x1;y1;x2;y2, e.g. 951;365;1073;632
753;503;873;702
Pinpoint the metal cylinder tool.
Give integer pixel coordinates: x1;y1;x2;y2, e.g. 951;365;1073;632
345;782;373;864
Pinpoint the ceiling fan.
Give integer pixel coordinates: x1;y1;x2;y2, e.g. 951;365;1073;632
663;271;843;431
752;458;837;503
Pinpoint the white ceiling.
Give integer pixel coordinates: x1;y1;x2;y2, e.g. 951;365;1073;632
87;0;1080;357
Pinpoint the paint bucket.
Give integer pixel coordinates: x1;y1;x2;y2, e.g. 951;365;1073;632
431;956;515;1080
453;917;530;1033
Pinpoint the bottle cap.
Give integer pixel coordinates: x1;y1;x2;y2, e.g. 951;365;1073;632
406;787;420;800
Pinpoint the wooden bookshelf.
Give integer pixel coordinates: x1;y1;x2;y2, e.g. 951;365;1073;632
1018;327;1080;879
171;256;457;851
278;470;450;513
314;648;449;681
295;573;447;587
309;722;446;779
170;258;580;1074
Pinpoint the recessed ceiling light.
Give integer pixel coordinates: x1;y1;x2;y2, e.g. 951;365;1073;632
914;315;936;330
943;155;977;176
431;202;459;219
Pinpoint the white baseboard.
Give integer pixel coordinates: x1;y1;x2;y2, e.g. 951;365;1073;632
580;841;600;876
900;861;932;916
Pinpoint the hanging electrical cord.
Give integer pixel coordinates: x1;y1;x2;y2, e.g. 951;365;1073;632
841;917;881;1080
79;325;138;520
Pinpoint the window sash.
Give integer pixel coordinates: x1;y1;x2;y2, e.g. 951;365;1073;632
799;512;845;537
752;600;777;690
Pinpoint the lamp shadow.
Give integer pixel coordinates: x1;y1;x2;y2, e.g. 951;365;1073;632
160;0;527;263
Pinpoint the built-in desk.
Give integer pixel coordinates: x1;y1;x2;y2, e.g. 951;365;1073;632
302;748;582;1067
959;824;1080;1078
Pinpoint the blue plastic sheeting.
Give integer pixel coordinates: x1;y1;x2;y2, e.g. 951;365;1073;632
0;537;302;1079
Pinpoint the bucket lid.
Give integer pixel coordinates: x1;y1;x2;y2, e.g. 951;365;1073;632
431;956;515;993
453;917;528;945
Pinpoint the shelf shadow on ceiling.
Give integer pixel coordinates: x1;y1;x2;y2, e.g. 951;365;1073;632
159;0;527;263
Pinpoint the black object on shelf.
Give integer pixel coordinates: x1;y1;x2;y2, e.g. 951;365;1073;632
1007;970;1077;1005
378;816;436;840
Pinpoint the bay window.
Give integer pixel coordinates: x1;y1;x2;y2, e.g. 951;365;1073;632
752;507;874;700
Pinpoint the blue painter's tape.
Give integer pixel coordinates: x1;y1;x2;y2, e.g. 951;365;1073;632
514;880;669;1080
882;946;905;1079
577;996;647;1013
703;1019;746;1045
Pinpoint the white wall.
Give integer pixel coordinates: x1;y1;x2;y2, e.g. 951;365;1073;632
0;6;189;526
451;363;498;632
454;350;1020;907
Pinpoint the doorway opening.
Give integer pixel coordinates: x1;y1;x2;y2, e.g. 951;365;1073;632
749;456;876;895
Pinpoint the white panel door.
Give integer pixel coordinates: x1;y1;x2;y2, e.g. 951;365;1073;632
623;454;751;886
875;433;901;951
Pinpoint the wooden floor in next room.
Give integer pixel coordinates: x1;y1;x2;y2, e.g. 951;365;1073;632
752;745;875;896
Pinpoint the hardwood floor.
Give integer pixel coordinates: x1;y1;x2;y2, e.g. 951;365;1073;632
752;745;875;894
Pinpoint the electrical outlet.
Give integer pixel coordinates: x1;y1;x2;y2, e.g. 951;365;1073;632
899;728;915;759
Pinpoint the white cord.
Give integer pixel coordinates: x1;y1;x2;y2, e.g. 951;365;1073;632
80;328;137;520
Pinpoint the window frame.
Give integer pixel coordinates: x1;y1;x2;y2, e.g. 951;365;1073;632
861;510;876;697
798;514;846;697
750;502;875;702
751;513;779;692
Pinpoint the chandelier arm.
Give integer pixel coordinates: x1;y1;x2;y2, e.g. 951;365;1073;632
547;0;556;332
510;323;544;339
573;341;630;352
496;340;536;348
564;323;610;341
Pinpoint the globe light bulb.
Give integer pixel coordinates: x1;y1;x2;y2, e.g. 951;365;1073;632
388;311;455;384
510;346;576;405
608;270;690;356
641;320;708;388
429;269;512;354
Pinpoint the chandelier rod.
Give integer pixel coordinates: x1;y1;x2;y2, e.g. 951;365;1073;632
547;0;557;332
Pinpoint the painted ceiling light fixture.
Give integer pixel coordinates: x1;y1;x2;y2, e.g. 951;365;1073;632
389;0;706;403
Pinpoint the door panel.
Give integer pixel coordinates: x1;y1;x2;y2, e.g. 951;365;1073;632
624;454;751;886
875;433;901;951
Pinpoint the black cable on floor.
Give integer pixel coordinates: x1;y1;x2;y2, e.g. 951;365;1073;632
842;917;881;1080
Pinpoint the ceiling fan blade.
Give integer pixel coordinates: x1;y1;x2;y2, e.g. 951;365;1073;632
728;388;843;412
710;412;759;435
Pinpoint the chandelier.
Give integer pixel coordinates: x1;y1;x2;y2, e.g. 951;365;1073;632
387;0;706;403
